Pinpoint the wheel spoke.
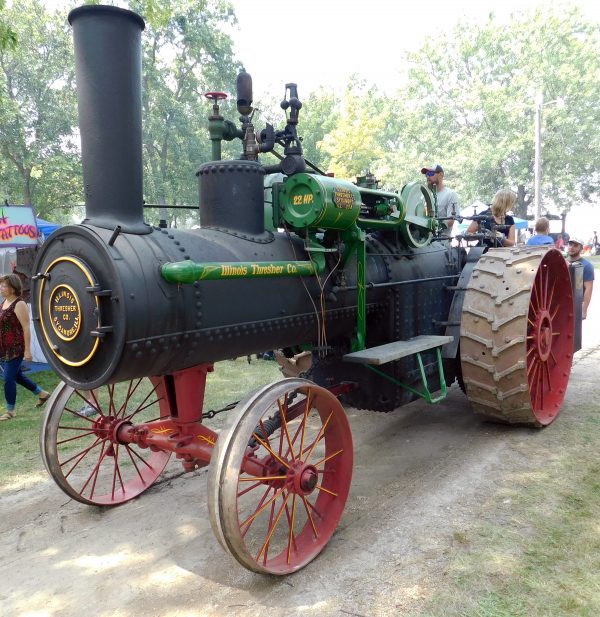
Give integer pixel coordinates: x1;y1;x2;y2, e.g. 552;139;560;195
315;484;338;497
240;486;285;531
56;429;98;446
531;281;541;313
80;440;110;499
110;444;127;500
286;494;298;565
278;394;296;462
547;279;556;314
209;380;353;574
303;410;333;464
251;432;290;470
541;266;549;309
298;391;313;464
240;485;273;539
117;378;143;418
239;475;287;482
43;378;172;506
61;436;104;472
544;361;552;392
108;384;116;416
237;480;264;498
301;495;319;539
256;491;291;563
313;448;344;468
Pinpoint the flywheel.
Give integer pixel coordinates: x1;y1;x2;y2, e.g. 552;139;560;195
460;246;574;426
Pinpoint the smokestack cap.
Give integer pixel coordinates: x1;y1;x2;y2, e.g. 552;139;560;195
68;4;145;30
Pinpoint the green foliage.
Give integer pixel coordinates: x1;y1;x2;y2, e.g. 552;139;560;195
320;80;392;183
297;88;340;173
0;0;79;219
0;0;239;225
0;0;17;51
393;4;600;213
135;0;240;227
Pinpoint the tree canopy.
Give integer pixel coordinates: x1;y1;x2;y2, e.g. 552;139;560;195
0;0;16;51
0;2;598;222
307;4;600;215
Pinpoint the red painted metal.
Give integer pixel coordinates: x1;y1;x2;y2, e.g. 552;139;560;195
44;365;218;505
234;384;353;574
526;250;574;425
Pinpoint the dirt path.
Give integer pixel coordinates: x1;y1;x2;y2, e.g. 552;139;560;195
2;314;599;617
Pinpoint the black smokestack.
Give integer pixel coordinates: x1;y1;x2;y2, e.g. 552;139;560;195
69;5;150;234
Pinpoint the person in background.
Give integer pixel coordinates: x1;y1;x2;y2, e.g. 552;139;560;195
527;217;554;246
421;164;458;234
0;274;50;420
555;234;565;251
466;189;516;248
566;237;594;320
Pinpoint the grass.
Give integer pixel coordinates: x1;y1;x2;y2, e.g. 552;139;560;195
0;357;282;490
410;382;600;617
587;255;600;269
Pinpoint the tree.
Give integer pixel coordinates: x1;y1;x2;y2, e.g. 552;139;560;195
389;5;600;215
132;0;241;227
0;0;79;221
296;89;340;173
0;0;16;51
320;81;393;183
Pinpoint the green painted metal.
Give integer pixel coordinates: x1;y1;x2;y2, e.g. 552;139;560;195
278;173;361;230
207;117;243;161
161;259;321;284
399;182;436;248
355;231;367;351
364;347;448;404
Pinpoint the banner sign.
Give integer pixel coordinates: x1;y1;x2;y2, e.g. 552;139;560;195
0;205;39;246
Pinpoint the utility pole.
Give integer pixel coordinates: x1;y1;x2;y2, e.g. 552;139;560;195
534;93;543;220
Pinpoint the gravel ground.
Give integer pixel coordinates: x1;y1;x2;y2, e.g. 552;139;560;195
1;301;598;617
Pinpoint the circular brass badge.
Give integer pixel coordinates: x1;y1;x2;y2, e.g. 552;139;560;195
49;284;82;341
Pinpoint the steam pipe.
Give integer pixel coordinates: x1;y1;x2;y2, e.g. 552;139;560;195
69;5;150;234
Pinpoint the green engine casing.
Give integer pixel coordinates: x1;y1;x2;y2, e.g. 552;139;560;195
278;173;361;230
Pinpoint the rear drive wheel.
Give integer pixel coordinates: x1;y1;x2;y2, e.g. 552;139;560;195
460;247;574;426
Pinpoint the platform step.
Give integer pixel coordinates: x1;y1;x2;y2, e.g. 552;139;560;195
343;335;454;365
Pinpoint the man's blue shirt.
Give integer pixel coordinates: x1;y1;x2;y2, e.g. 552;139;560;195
581;258;595;283
527;234;554;245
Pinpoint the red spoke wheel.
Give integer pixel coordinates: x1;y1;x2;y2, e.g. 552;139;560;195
40;378;172;505
461;247;574;426
208;378;353;575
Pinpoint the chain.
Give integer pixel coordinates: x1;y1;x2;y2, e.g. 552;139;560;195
202;401;239;420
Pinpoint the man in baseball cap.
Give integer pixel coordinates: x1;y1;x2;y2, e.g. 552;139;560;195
567;236;594;319
420;164;458;233
421;164;444;175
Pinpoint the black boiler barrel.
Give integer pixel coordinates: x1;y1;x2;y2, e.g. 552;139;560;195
68;5;150;234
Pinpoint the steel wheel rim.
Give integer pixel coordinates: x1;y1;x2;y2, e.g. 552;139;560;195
526;250;574;424
41;378;171;505
209;379;353;575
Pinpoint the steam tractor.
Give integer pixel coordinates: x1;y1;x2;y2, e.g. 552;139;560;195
33;5;582;575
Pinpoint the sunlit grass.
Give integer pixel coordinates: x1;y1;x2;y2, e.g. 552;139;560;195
0;357;282;490
410;393;600;617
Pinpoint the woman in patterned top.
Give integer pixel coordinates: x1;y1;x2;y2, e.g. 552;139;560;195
0;274;50;420
466;189;517;248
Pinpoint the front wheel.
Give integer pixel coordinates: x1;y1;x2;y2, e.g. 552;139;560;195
40;378;172;505
208;378;353;575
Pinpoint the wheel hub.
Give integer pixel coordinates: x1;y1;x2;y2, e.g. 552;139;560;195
534;309;553;362
288;460;319;496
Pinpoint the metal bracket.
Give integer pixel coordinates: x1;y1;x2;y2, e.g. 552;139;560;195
364;347;448;404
